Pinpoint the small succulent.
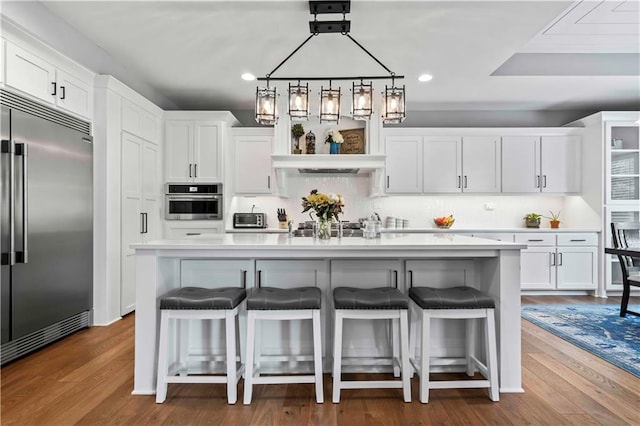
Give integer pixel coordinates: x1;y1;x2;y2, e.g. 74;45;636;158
523;213;542;220
544;211;561;221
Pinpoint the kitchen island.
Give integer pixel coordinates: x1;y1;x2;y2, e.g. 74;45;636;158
131;233;526;396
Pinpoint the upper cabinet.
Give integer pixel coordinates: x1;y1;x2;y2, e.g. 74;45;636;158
606;122;639;204
232;129;275;195
165;118;225;183
385;133;500;194
502;135;580;193
4;40;92;119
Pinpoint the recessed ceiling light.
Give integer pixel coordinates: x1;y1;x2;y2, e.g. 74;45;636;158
241;73;256;81
418;74;433;82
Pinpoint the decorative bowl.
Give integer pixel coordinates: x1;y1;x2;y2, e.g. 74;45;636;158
434;218;455;229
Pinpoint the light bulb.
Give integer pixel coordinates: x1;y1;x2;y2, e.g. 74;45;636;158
295;94;302;109
357;94;366;108
327;99;334;113
390;97;397;110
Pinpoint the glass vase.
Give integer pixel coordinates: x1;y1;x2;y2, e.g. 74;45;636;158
330;141;340;154
317;218;331;240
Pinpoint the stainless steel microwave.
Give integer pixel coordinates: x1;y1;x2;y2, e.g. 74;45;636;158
233;213;266;228
165;183;222;220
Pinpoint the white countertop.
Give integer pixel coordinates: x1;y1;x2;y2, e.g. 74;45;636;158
223;227;599;234
132;233;526;251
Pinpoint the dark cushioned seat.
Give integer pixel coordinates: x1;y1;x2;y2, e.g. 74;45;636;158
333;287;409;310
246;287;321;310
160;287;246;310
409;286;495;310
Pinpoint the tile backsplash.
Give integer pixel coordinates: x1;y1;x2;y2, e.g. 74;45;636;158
228;175;600;229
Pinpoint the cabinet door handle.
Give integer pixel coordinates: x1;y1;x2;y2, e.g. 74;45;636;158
60;86;66;100
393;270;399;288
189;163;192;178
267;176;270;189
387;176;390;189
558;252;563;266
194;164;197;178
186;232;201;236
528;239;543;242
408;270;413;288
570;239;586;242
51;82;57;96
140;212;145;234
257;270;262;288
464;175;468;189
536;175;540;188
241;270;247;288
543;175;547;188
144;213;148;233
457;176;461;188
550;252;556;266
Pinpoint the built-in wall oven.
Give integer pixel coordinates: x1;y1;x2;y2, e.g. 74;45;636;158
165;183;223;220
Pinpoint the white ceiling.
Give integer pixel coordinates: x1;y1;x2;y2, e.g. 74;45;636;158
39;0;640;112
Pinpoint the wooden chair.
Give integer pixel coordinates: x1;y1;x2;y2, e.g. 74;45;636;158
610;222;640;317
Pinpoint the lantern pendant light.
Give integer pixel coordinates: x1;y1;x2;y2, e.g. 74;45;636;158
319;81;341;124
351;80;373;120
255;81;277;125
382;77;406;124
288;81;309;121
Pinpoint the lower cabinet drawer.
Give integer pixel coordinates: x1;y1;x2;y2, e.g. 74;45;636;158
556;233;598;246
514;233;555;246
166;226;222;239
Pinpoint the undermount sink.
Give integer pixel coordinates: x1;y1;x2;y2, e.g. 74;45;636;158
291;229;363;237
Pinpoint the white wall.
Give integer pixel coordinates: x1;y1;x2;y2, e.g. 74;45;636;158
228;175;600;230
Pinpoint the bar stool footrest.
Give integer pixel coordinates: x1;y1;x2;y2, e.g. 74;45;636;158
251;375;317;384
429;380;490;389
340;380;405;389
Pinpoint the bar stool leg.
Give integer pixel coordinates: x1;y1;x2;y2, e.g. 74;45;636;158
409;304;417;378
399;310;411;402
392;317;401;377
420;311;431;404
225;310;237;404
466;318;476;377
156;311;170;403
254;317;262;378
178;318;189;376
332;311;344;403
485;309;500;402
312;310;324;403
243;310;256;405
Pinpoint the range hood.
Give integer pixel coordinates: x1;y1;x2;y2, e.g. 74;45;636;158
298;168;359;174
272;154;385;175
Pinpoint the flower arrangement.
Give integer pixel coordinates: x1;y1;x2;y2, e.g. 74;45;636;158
301;189;344;222
324;128;344;144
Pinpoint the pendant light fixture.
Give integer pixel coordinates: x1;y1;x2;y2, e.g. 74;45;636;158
255;83;277;125
253;1;405;124
382;77;405;124
319;82;341;124
351;80;373;120
288;81;309;121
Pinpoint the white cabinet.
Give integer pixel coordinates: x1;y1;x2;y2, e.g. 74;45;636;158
517;233;597;291
502;135;580;193
4;41;92;119
165;120;223;182
422;136;461;193
165;222;223;239
606;122;639;204
121;132;160;315
385;136;423;193
462;136;501;193
233;131;274;195
385;134;500;194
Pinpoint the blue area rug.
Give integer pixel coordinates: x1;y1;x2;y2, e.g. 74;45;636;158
521;304;640;377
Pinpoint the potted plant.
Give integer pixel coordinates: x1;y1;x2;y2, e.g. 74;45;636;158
291;124;305;154
523;213;542;228
544;211;561;229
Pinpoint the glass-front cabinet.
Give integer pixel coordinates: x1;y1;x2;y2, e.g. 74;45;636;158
606;122;639;204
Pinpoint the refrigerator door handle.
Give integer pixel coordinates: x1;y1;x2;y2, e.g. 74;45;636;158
1;140;16;266
16;143;28;263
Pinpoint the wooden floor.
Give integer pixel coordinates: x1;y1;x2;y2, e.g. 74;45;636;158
2;296;639;425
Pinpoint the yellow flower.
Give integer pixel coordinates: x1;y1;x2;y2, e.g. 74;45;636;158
301;189;345;221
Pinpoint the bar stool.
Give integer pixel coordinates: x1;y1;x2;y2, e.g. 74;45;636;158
332;287;411;403
156;286;246;404
243;287;323;405
408;286;499;403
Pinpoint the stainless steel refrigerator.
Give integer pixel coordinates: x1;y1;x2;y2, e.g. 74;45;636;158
1;90;93;365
